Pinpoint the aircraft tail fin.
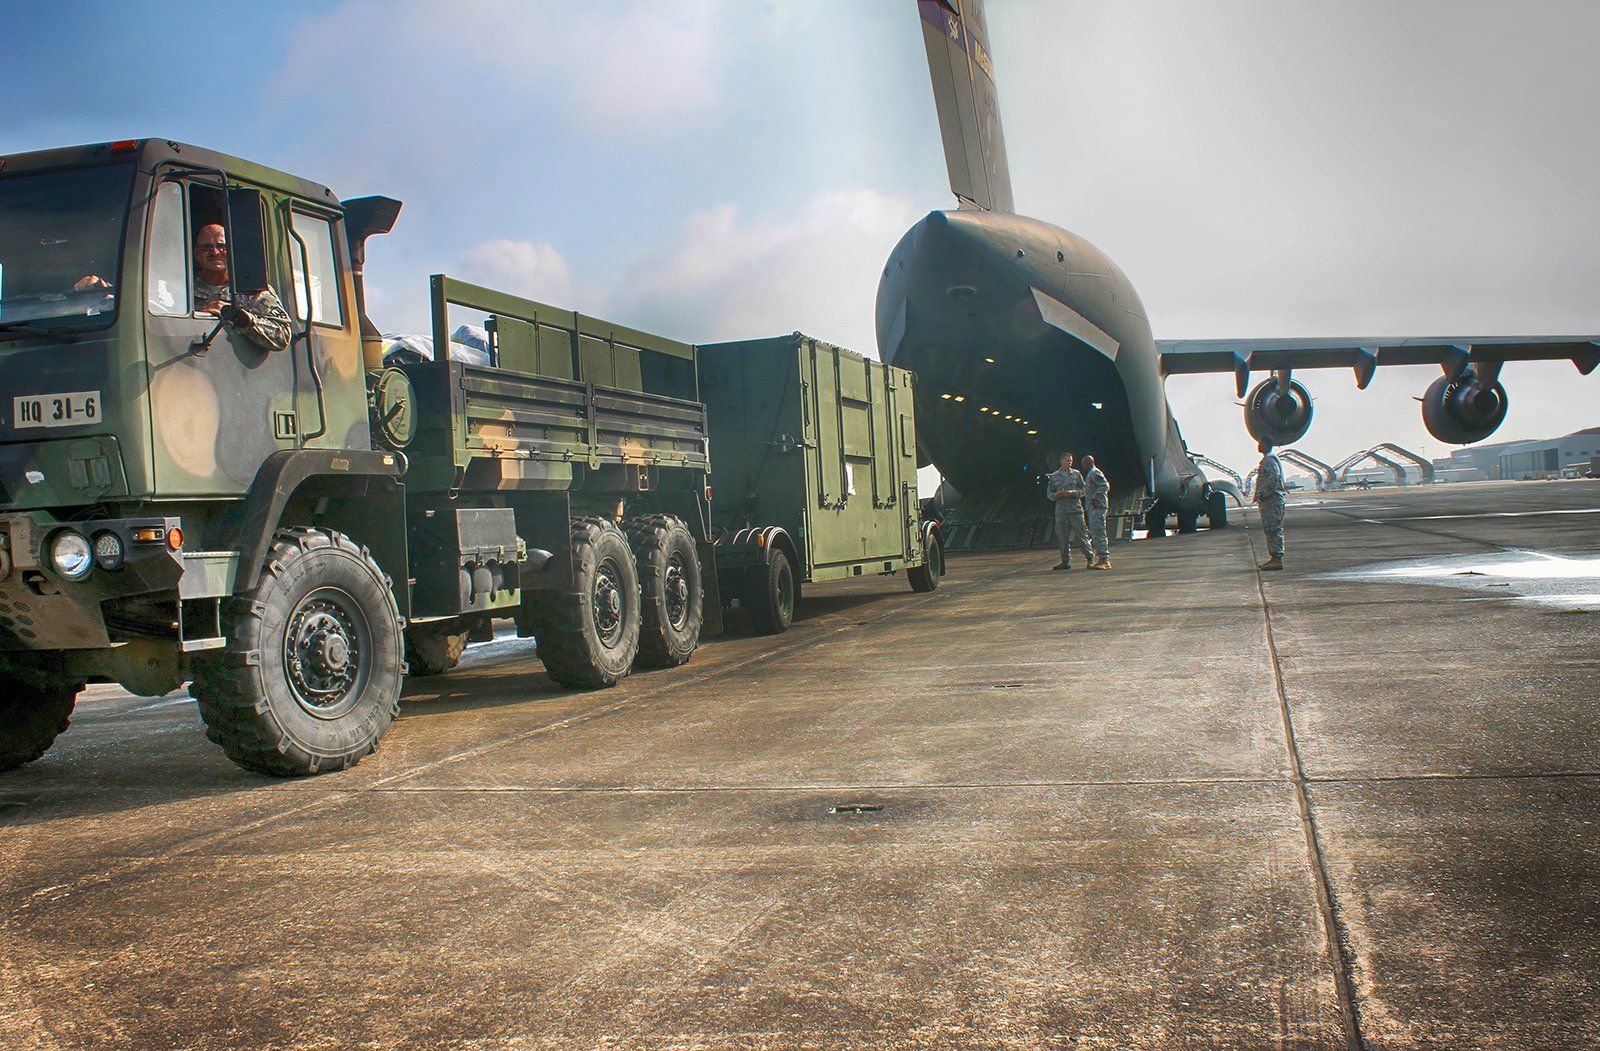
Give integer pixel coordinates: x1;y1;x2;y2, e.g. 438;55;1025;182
918;0;1014;213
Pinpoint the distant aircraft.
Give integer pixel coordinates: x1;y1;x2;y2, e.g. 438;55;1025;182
875;0;1600;541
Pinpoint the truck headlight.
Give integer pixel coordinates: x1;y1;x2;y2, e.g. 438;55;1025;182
93;531;125;571
50;531;94;581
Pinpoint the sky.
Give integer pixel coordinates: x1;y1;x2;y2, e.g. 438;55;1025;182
5;0;1598;481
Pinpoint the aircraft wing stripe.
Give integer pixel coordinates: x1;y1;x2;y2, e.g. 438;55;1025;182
1033;288;1119;360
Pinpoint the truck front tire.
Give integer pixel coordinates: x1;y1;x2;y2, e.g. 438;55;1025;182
533;518;642;689
0;677;81;773
191;528;403;777
744;553;796;634
628;514;702;668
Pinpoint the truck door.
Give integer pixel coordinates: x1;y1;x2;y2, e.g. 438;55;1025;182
283;205;366;452
143;175;300;496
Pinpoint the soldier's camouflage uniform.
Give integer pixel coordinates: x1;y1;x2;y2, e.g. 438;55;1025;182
1047;467;1093;568
1255;451;1286;557
1084;465;1110;562
195;281;292;353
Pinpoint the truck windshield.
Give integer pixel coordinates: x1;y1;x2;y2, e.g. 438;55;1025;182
0;164;135;332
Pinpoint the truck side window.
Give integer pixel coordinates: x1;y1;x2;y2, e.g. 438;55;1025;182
147;181;189;316
289;211;344;327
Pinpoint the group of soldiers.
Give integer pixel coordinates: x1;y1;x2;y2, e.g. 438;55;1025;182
1046;452;1112;571
1044;438;1289;574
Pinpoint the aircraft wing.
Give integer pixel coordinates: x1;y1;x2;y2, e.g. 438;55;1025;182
1158;336;1600;396
918;0;1013;213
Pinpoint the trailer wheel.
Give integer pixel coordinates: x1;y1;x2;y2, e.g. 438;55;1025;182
0;676;81;772
1177;508;1200;534
1206;490;1229;529
628;514;702;668
534;517;641;688
908;530;944;593
191;528;403;777
1144;504;1167;538
744;552;796;634
405;624;469;677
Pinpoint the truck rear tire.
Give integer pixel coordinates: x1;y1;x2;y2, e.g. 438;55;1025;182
191;528;404;777
744;553;796;634
405;624;469;677
908;531;944;593
534;517;641;689
0;677;81;772
627;514;702;668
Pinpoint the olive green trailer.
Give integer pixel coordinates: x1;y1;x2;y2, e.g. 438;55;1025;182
698;334;945;632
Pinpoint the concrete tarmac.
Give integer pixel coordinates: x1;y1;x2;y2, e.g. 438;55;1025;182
2;479;1597;1049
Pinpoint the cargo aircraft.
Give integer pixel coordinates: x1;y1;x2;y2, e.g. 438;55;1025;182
876;0;1600;542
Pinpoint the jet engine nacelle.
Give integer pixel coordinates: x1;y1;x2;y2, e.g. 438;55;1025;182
1421;370;1509;445
1244;378;1313;446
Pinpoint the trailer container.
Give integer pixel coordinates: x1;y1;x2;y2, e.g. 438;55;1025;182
699;334;945;632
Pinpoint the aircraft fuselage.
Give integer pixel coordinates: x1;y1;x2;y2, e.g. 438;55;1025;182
876;208;1206;520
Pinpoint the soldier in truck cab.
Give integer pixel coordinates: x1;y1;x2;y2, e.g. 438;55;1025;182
190;223;292;352
73;223;291;353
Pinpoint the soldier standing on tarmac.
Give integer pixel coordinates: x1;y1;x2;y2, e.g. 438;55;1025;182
1081;454;1112;570
1254;438;1286;570
1046;453;1095;571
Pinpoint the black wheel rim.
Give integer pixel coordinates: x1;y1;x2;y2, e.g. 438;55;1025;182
283;586;371;719
593;556;626;648
664;552;691;632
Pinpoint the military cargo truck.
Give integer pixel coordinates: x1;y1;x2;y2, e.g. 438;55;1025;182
0;140;717;775
700;335;944;633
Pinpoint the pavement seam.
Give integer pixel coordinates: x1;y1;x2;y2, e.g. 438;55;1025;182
1318;505;1519;552
1249;524;1368;1051
353;776;1287;794
1309;770;1600;785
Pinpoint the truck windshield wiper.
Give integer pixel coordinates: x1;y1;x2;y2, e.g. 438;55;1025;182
0;322;80;344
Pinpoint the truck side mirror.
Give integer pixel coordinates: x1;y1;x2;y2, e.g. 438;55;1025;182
228;188;270;295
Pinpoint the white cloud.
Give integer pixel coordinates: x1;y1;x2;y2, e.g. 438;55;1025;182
614;190;923;352
272;0;730;160
457;239;575;306
562;2;722;131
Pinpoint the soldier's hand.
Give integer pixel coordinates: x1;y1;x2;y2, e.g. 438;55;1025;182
219;304;252;329
73;275;112;292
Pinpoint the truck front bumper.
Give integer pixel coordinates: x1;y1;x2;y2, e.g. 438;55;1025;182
0;512;186;651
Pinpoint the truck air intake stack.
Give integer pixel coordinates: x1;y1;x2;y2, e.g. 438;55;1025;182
342;196;403;369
